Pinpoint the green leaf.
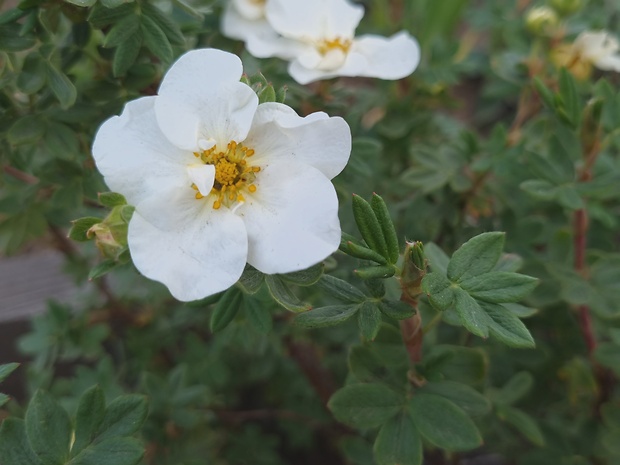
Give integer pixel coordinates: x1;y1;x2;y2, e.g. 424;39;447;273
25;390;72;464
69;217;102;241
355;265;396;280
358;301;382;341
279;263;324;286
113;32;141;77
370;193;400;263
0;362;19;383
424;242;450;275
558;67;581;128
497;405;544;446
244;296;272;334
89;260;118;280
482;302;535;348
317;274;366;303
533;76;556;109
0;24;36;51
0;393;9;407
46;62;77;108
98;192;127;208
88;4;135;28
520;179;558;201
0;419;43;465
421;272;455;311
237;265;264;294
364;278;386;298
103;14;139;47
72;386;106;457
352;194;389;259
379;300;415;320
8;115;46;145
328;383;404;429
96;394;148;442
69;437;144;465
453;288;490;338
494;254;524;272
258;84;277;104
342;240;388;264
265;275;310;312
460;272;538;303
63;0;97;7
140;3;184;45
294;304;359;329
210;287;242;331
420;381;491;416
447;232;505;282
140;15;172;64
349;346;395;384
373;413;422;465
409;394;482;451
494;371;534;405
556;184;584;210
17;53;46;94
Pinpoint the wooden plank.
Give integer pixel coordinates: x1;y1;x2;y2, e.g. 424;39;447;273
0;250;82;322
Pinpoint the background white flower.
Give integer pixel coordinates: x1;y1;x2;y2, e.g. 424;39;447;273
224;0;420;84
552;30;620;79
92;49;351;301
222;0;272;43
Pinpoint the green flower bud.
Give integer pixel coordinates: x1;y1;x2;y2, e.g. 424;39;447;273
549;0;583;16
87;205;130;260
525;6;559;36
400;241;427;300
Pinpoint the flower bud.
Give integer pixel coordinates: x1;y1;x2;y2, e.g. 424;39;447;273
87;206;130;260
400;241;427;300
549;0;583;16
525;6;559;36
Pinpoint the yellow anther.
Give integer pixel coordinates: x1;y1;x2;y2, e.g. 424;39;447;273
317;37;352;55
191;141;260;209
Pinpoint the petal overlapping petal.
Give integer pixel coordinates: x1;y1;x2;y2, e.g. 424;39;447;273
92;97;193;212
595;54;620;71
266;0;363;40
128;209;248;302
236;160;341;274
245;103;351;179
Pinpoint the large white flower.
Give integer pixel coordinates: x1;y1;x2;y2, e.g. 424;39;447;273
223;0;420;84
222;0;271;43
92;49;351;302
552;30;620;79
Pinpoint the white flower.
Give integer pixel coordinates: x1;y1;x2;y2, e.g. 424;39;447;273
92;49;351;301
222;0;271;43
552;30;620;79
224;0;420;84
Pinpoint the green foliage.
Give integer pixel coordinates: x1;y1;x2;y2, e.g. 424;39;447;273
1;0;620;463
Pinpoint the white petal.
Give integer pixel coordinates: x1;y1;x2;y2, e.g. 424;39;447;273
92;97;193;210
576;31;620;61
158;49;243;103
236;160;341;274
287;51;366;84
155;81;258;150
351;31;421;79
266;0;363;40
246;29;310;60
244;102;351;179
187;164;215;196
595;54;620;71
128;210;248;302
222;3;274;42
232;0;265;20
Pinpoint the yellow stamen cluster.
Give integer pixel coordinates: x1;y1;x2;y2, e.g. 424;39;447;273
192;141;259;209
317;37;352;56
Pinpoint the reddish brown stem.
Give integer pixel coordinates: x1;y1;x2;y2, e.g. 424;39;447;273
3;166;39;184
399;312;423;365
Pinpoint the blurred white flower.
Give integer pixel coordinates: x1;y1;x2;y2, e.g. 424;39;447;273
552;30;620;79
92;49;351;301
224;0;420;84
222;0;271;43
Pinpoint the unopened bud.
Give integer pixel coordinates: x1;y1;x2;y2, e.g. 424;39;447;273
581;98;603;158
549;0;583;16
400;241;427;300
526;6;559;36
87;205;130;259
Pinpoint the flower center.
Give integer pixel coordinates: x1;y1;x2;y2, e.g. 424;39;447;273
192;141;259;210
317;37;352;56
